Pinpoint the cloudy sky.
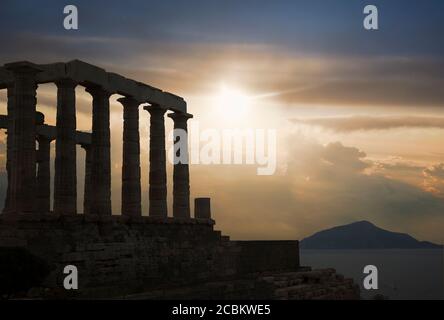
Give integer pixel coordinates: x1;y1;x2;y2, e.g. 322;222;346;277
0;0;443;243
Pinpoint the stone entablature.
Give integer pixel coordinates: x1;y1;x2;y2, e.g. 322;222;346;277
0;60;186;112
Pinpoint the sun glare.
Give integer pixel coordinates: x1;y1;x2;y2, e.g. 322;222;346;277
212;85;251;120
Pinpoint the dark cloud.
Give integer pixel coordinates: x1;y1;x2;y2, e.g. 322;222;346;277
1;2;444;108
1;0;443;56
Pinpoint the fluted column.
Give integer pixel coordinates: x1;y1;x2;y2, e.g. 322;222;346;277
118;97;141;217
2;85;14;213
167;112;193;218
54;79;77;215
144;104;167;217
36;136;52;213
86;86;112;216
80;143;92;215
4;62;41;214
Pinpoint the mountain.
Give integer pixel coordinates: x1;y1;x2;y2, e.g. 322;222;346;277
300;221;443;249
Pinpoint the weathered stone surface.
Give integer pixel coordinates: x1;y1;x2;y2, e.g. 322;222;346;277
118;97;141;217
86;86;112;216
0;217;229;297
265;269;360;300
195;198;211;219
0;60;186;112
0;216;313;299
4;62;41;214
54;79;77;215
80;144;92;215
234;241;300;275
36;136;52;213
168;112;193;218
119;268;360;300
145;105;168;217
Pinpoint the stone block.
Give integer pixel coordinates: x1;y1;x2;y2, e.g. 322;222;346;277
194;198;211;219
66;60;108;88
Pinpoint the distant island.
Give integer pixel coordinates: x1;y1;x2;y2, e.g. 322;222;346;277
300;221;443;249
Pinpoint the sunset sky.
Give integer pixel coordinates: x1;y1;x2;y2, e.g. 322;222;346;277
0;0;443;243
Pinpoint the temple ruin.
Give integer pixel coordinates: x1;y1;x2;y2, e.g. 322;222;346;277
0;60;195;218
0;60;359;299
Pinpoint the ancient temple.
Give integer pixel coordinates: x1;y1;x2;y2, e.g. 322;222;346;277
0;60;359;299
0;60;196;218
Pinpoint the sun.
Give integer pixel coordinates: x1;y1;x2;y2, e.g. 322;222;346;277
211;84;251;120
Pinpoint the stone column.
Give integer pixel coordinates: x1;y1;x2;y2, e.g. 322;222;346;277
86;86;112;216
80;144;92;215
167;112;193;218
36;136;52;213
2;85;14;213
54;79;77;215
4;62;41;214
144;104;167;217
118;97;141;217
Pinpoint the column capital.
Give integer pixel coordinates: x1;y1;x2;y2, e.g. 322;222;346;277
36;134;55;144
79;143;91;150
35;111;45;126
144;104;167;116
85;85;112;98
167;111;193;122
118;96;140;108
55;78;77;88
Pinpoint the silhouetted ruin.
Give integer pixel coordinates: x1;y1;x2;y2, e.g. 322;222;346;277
0;60;359;299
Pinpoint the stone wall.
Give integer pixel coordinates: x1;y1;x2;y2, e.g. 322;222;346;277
0;214;303;298
234;241;299;275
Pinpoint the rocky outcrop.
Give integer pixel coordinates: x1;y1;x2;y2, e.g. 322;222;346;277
263;268;360;300
116;268;360;300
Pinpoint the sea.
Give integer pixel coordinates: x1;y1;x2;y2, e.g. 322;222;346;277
300;249;444;300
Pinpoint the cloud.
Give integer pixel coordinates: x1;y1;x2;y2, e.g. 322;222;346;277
321;142;369;172
189;135;444;243
1;33;444;109
423;163;444;197
424;163;444;180
2;1;444;57
292;115;444;132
